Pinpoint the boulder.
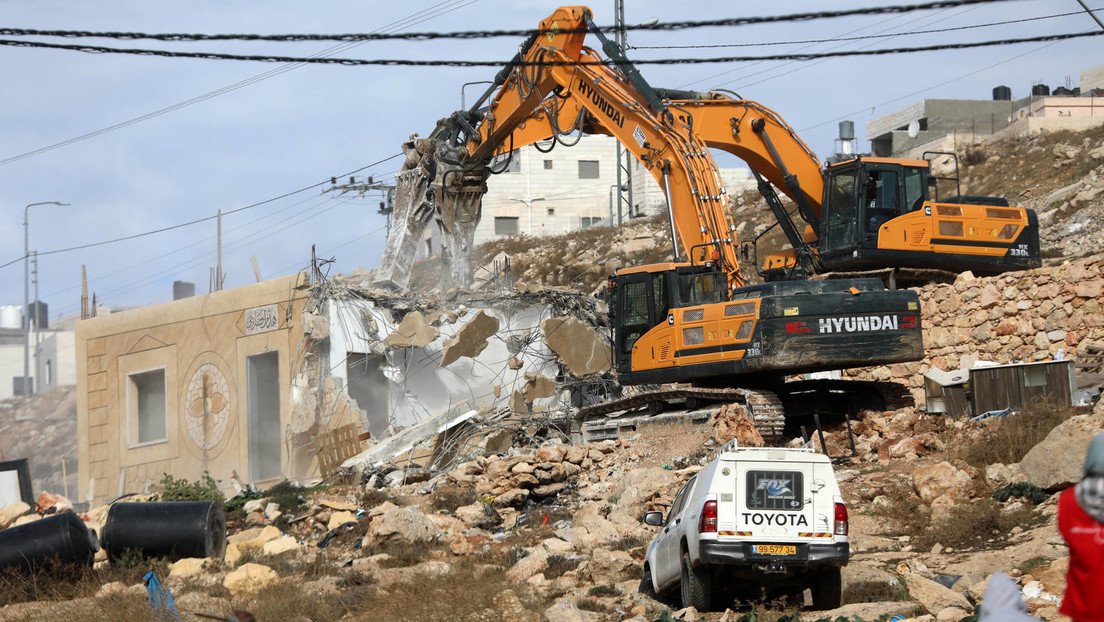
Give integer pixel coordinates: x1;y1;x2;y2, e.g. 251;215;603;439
904;573;972;614
913;462;973;503
168;557;206;578
454;502;502;529
227;525;282;551
1020;414;1104;489
365;502;437;544
223;563;278;598
507;549;550;582
262;537;300;556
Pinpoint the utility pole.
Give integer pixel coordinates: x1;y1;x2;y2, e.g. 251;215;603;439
216;209;223;291
32;252;40;390
613;0;634;226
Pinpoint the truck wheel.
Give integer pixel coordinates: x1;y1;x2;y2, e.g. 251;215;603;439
639;564;657;599
680;551;712;611
810;567;842;610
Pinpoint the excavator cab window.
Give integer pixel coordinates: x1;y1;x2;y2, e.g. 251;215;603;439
675;270;725;307
615;276;654;371
903;166;927;212
863;169;899;234
820;166;859;254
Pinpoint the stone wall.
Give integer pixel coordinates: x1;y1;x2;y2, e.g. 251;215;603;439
848;256;1104;405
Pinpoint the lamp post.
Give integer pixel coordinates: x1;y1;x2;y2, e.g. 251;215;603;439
460;80;494;111
23;201;67;395
507;196;545;235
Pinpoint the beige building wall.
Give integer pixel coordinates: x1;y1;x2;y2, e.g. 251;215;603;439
76;273;312;506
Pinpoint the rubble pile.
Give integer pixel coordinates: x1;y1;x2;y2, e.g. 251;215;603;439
4;397;1102;620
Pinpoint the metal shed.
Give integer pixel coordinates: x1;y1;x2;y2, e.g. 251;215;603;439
970;359;1074;415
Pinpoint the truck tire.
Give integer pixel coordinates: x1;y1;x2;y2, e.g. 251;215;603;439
639;564;657;599
680;551;712;611
810;566;842;610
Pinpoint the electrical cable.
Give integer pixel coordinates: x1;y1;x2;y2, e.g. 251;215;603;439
0;154;401;271
3;30;1098;65
0;0;478;168
0;0;1019;42
628;10;1088;49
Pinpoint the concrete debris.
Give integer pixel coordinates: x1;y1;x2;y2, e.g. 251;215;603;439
440;310;499;366
303;311;329;341
383;310;439;348
522;372;557;404
541;317;611;378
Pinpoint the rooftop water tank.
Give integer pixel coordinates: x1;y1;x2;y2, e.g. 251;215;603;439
0;305;22;330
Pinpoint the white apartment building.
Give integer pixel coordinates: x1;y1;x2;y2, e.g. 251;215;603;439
470;135;755;246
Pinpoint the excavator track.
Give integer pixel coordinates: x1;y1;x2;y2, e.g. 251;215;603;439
574;380;913;444
576;386;786;440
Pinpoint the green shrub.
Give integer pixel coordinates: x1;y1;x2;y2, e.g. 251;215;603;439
153;472;223;504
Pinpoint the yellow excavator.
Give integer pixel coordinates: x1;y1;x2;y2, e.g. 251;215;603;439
377;6;964;426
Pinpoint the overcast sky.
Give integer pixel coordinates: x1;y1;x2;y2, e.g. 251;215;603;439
0;0;1100;320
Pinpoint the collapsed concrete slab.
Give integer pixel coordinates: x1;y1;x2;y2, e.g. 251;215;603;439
541;317;611;378
383;311;440;348
441;311;500;367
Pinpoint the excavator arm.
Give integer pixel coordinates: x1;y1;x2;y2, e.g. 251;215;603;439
375;6;748;290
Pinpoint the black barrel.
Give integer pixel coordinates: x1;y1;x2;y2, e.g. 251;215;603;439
101;501;226;561
0;511;99;572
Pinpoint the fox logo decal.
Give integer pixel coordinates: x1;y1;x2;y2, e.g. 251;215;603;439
756;479;793;496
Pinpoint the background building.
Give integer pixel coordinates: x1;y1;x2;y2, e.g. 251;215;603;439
866;63;1104;158
463;135;755;247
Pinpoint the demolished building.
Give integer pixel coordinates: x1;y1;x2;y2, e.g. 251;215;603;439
75;270;612;506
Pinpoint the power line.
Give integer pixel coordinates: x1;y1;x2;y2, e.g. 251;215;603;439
2;30;1099;66
0;154;401;271
629;10;1087;49
0;0;478;168
0;0;1018;43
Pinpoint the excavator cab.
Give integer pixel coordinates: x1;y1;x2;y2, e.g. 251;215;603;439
813;156;1040;277
818;158;927;257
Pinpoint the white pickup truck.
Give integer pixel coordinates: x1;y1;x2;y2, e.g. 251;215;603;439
641;444;849;610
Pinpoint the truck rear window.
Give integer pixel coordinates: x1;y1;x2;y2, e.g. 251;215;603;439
746;470;804;511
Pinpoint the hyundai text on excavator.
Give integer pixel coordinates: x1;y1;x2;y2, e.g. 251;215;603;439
375;6;938;434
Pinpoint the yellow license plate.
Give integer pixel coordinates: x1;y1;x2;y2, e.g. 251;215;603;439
753;544;796;556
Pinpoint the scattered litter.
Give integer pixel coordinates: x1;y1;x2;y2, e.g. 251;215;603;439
144;570;180;620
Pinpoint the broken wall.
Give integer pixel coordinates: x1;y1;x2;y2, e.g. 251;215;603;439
323;293;572;438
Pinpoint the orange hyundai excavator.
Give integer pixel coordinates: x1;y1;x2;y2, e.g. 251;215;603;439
377;6;930;426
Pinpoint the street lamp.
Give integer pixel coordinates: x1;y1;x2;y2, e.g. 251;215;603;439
507;196;545;235
24;201;68;395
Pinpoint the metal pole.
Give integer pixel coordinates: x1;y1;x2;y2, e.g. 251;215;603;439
613;0;631;226
22;201;67;395
33;251;40;390
216;209;223;291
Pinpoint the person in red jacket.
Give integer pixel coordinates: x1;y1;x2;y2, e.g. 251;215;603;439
1059;433;1104;622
